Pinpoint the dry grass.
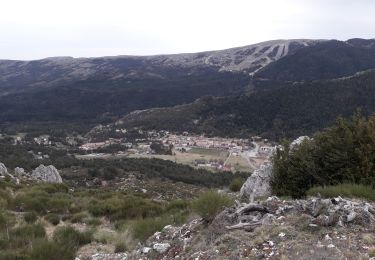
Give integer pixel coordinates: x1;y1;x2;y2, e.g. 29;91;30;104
129;149;229;170
93;228;135;250
307;184;375;202
225;154;252;172
362;233;375;245
369;247;375;257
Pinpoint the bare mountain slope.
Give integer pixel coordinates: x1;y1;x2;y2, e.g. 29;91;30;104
0;39;318;94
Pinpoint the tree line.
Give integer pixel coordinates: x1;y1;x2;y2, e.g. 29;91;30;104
271;112;375;197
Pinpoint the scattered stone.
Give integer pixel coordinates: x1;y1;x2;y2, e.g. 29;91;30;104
153;243;171;253
142;247;152;254
90;253;127;260
324;234;332;241
346;211;357;222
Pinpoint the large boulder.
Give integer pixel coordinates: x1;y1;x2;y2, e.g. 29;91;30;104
240;136;310;201
240;163;273;200
30;165;63;183
14;167;26;176
290;136;311;149
0;163;8;176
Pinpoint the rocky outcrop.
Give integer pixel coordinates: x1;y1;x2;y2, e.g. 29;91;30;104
30;165;63;183
240;136;311;200
290;135;311;149
0;163;8;177
153;243;171;254
221;196;375;232
240;163;273;200
14;167;26;177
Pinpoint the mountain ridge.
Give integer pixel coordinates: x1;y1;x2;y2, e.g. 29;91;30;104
115;69;375;139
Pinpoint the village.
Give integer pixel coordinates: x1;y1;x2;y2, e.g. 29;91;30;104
0;127;276;173
78;129;276;172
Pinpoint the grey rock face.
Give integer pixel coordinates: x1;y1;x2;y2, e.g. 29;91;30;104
0;163;8;176
240;163;273;200
14;167;26;176
241;136;311;201
152;243;171;254
31;165;63;183
290;136;311;149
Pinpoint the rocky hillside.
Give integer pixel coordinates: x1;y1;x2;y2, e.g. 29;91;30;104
0;39;317;94
123;196;375;260
256;38;375;82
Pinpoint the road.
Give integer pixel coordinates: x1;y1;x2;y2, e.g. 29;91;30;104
241;142;260;170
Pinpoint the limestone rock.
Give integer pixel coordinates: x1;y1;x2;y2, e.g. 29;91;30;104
153;243;171;254
290;136;311;149
31;165;63;183
240;136;311;201
0;163;8;176
240;163;273;200
14;167;26;176
80;253;128;260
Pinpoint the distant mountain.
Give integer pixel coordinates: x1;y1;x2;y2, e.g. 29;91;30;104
0;39;317;94
2;38;375;132
116;70;375;139
255;38;375;82
0;39;318;127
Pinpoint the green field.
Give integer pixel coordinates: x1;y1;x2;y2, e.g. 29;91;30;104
188;147;229;157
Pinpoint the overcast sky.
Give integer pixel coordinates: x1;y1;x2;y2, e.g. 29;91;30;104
1;0;375;60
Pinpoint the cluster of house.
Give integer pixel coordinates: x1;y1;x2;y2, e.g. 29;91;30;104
194;159;232;171
79;138;133;151
159;134;251;151
33;135;51;146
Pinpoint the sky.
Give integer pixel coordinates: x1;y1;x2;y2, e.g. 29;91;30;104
1;0;375;60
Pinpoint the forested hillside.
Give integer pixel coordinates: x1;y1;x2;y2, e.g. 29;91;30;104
0;70;249;125
118;70;375;139
272;113;375;198
255;39;375;82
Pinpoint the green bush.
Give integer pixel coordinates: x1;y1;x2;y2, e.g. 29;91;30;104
9;223;46;249
114;241;128;253
69;212;89;223
131;217;169;241
272;113;375;198
89;195;163;220
0;198;7;209
24;212;38;224
12;191;72;214
53;226;92;250
84;217;102;226
307;184;375;201
30;183;69;194
0;251;29;260
30;240;74;260
192;190;233;222
45;213;60;226
229;177;246;192
13;193;48;213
